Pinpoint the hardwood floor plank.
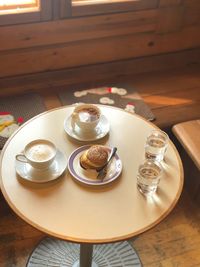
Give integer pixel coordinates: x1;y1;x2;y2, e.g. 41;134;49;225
152;103;200;129
160;248;200;267
132;189;200;266
143;87;200;109
39;91;62;110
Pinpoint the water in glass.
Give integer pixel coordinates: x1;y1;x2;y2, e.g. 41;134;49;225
145;130;168;162
137;160;162;196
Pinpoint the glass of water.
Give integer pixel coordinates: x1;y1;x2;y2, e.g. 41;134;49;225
137;160;162;196
145;130;169;162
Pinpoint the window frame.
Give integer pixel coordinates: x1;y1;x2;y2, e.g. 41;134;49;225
0;0;158;25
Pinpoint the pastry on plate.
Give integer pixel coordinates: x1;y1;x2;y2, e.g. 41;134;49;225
80;145;109;170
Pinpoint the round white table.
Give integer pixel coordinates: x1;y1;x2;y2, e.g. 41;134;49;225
0;105;184;267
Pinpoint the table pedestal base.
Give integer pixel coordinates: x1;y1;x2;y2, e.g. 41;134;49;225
27;237;142;267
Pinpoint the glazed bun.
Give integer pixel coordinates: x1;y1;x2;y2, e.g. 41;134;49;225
80;145;109;170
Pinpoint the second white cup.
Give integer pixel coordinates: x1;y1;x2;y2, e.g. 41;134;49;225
71;104;101;132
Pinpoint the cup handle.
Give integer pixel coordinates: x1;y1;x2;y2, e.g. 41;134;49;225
15;153;28;163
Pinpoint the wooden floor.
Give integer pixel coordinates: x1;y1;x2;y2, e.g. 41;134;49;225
1;187;200;267
135;187;200;267
0;65;200;266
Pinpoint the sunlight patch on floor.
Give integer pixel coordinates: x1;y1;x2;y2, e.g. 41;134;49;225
145;95;194;107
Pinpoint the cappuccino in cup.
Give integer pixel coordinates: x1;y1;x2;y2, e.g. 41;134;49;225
71;104;101;132
26;143;55;162
78;107;100;123
16;139;57;169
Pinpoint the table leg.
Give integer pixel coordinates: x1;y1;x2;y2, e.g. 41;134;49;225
27;237;142;267
80;243;93;267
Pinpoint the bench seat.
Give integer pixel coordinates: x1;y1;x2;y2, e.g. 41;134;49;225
172;120;200;202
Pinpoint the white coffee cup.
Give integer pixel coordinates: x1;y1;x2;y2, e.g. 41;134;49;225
16;139;57;169
71;104;101;132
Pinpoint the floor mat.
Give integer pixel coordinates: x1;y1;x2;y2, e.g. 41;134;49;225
58;86;155;121
0;93;46;149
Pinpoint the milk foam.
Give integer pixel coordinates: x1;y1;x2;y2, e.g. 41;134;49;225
78;108;99;123
27;144;54;162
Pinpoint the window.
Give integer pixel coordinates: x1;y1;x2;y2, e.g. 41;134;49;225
0;0;52;25
0;0;39;14
0;0;158;25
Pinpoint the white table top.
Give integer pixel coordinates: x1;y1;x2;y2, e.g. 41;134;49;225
0;105;183;244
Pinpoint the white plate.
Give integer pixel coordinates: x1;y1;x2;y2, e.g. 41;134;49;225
68;145;122;186
15;150;67;183
64;115;110;142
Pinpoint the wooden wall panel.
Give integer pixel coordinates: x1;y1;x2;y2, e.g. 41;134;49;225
0;10;157;51
156;6;184;33
0;48;200;96
159;0;183;7
0;25;200;78
0;0;199;82
183;0;200;26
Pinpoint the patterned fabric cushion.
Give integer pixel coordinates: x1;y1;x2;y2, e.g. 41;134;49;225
0;93;46;149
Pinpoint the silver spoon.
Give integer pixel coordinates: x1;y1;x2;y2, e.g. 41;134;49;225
97;147;117;181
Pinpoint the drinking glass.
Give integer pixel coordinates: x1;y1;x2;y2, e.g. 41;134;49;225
145;130;169;162
137;160;162;196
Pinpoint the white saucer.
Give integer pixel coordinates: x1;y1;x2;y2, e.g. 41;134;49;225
68;145;122;186
64;115;110;141
15;150;67;183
